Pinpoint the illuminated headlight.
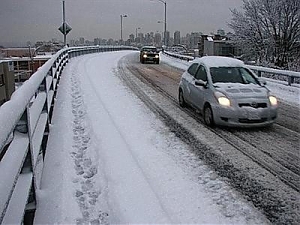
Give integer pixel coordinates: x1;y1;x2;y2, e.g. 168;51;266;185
215;92;230;106
218;96;231;106
155;55;159;58
143;54;147;58
269;96;278;106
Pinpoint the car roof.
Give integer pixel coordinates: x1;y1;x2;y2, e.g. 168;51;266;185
142;46;156;49
192;56;245;68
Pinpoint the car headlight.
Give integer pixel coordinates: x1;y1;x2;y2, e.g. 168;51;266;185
218;96;231;106
155;55;159;58
143;54;147;58
269;96;278;106
214;92;230;106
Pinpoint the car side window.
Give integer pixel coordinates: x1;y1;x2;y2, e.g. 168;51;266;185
187;63;198;76
195;65;207;81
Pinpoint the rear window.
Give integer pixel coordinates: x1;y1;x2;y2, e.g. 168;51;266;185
142;47;157;52
210;67;258;84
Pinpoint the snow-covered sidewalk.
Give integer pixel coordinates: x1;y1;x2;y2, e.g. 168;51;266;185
34;51;270;224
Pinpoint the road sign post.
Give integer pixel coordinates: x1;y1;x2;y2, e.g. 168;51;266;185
58;1;72;46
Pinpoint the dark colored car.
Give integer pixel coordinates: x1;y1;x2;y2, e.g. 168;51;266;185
140;46;160;64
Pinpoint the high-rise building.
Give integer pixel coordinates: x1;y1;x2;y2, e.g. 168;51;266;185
94;38;101;45
154;32;162;46
129;34;135;42
174;31;181;45
217;29;225;36
79;37;85;45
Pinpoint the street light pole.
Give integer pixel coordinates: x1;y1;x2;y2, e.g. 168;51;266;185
62;0;66;46
162;0;167;47
120;14;128;43
151;0;167;47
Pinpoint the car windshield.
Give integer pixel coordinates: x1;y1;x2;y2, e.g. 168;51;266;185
142;48;157;52
210;67;258;84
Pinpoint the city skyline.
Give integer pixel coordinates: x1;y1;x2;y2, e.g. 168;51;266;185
0;0;243;46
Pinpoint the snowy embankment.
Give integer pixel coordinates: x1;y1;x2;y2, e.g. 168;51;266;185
35;51;271;224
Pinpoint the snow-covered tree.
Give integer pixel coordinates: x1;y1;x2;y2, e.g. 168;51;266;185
229;0;300;69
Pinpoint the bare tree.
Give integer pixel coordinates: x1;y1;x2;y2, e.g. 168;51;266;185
229;0;300;69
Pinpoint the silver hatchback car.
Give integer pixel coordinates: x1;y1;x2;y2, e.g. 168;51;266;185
178;56;278;127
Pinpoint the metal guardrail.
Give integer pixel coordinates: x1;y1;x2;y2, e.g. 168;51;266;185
163;51;300;86
163;50;194;61
246;65;300;85
0;45;137;224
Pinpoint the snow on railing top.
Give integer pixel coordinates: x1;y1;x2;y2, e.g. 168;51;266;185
247;65;300;78
0;48;65;150
0;45;137;150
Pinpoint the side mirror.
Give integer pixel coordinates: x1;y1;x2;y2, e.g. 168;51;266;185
195;80;207;88
258;78;267;86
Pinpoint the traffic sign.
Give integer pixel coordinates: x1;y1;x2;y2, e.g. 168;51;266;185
58;22;72;35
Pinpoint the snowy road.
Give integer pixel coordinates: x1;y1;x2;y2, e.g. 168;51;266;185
34;51;275;224
120;52;300;224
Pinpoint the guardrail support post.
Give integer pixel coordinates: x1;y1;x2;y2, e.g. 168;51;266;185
257;71;262;77
288;76;294;86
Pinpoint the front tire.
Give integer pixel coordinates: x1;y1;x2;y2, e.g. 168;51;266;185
203;105;214;127
179;89;186;107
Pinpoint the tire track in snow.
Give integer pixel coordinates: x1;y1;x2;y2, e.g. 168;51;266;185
69;58;109;224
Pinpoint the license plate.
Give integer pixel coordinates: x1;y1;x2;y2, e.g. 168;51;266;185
247;109;261;120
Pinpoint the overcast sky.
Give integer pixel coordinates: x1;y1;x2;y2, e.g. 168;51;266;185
0;0;243;46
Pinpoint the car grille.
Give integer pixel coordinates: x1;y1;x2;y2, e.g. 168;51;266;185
238;103;267;108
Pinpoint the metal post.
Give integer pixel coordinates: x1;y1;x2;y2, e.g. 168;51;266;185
152;0;167;46
120;15;123;42
163;1;167;46
62;1;66;46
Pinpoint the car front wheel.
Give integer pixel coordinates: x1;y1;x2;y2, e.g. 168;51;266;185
203;105;214;127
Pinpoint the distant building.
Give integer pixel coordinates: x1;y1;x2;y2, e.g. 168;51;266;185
0;61;15;105
0;48;34;58
94;38;101;45
217;29;225;36
1;46;52;81
186;32;202;49
154;32;162;47
79;37;85;45
174;31;181;45
199;34;237;57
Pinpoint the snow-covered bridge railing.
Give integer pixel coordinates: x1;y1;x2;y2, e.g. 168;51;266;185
163;50;195;61
0;45;137;224
247;65;300;86
163;51;300;86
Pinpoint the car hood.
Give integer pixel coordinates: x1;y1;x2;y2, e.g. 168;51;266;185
214;83;269;99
